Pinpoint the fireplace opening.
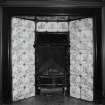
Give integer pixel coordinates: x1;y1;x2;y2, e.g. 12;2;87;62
35;32;70;96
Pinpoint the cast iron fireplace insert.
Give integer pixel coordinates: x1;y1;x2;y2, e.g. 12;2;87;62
34;32;70;96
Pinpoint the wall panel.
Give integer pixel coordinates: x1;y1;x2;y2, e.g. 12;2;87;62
0;6;2;104
102;6;105;98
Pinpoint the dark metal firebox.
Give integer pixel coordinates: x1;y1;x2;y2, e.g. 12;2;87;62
34;32;70;96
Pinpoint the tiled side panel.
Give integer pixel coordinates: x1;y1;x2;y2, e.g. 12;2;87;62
11;18;35;101
36;22;69;32
70;18;93;101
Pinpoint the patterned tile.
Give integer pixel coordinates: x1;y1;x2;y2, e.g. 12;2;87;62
11;17;35;101
70;18;93;101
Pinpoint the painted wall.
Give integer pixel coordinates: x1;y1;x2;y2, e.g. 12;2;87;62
0;7;2;104
102;6;105;98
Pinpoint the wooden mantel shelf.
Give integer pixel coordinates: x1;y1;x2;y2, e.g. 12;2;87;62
0;1;105;7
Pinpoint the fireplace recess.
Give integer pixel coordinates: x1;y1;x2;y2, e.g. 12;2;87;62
34;32;70;96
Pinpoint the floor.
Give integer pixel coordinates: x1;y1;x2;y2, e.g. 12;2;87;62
9;95;103;105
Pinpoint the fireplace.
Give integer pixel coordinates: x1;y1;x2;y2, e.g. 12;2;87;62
10;16;95;101
2;13;101;102
34;32;70;95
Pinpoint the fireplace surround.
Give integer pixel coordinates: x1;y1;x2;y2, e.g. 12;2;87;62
2;7;102;103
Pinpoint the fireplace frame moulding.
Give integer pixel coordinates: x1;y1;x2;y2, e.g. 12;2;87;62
2;7;102;104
